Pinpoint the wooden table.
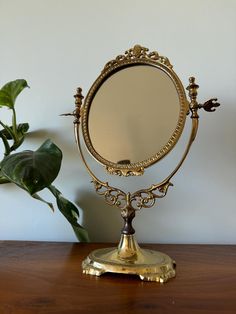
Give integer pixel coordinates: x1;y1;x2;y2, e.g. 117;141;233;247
0;242;236;314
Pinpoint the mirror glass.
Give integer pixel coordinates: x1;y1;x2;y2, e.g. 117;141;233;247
88;65;180;165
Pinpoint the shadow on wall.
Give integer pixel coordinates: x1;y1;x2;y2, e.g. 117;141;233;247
76;190;122;242
26;128;76;155
195;104;235;174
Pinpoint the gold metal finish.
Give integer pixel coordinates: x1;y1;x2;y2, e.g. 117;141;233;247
106;165;144;177
81;45;189;176
93;180;173;212
82;234;176;282
102;44;173;73
69;45;220;283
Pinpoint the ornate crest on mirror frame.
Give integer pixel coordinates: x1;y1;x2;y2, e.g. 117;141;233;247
102;44;173;72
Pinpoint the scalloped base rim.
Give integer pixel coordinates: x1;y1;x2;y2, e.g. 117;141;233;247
82;247;176;283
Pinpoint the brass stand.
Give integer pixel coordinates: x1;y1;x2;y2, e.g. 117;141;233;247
82;192;176;282
82;234;176;282
67;77;219;284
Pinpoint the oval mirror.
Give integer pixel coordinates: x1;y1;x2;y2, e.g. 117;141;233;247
82;46;188;176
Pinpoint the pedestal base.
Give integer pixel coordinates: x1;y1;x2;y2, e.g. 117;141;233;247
82;235;176;283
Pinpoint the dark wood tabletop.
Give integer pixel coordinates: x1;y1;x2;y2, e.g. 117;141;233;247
0;241;235;314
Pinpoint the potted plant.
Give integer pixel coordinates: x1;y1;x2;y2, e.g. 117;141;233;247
0;79;89;242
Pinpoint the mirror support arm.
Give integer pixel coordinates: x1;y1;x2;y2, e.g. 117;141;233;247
162;77;200;184
72;88;104;182
162;77;220;185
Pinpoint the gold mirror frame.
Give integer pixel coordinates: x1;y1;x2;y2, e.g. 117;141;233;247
67;45;220;283
82;45;189;176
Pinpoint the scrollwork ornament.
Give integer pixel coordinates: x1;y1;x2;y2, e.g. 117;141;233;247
130;181;173;210
92;180;127;210
106;166;144;177
92;178;173;212
103;44;173;73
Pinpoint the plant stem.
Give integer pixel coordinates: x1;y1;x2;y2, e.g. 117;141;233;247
0;121;11;156
0;120;8;130
0;134;11;156
12;107;18;141
0;120;17;142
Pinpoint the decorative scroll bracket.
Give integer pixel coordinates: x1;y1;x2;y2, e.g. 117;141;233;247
92;177;173;236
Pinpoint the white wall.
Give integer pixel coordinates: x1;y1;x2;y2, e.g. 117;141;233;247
0;0;235;244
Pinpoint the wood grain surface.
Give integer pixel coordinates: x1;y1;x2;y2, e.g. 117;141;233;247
0;241;236;314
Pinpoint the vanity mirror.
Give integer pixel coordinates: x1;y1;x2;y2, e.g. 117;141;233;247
69;45;220;282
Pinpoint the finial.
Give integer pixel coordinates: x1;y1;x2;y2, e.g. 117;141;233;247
186;77;199;102
186;77;199;118
74;87;84;107
73;87;84;124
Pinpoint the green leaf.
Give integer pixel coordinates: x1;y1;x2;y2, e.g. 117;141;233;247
17;123;29;136
48;185;90;242
0;125;14;140
0;121;16;141
0;123;29;140
72;225;90;243
1;139;62;194
0;79;29;108
10;136;25;151
0;170;10;184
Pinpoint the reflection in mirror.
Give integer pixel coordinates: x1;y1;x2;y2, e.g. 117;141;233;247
88;65;180;164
